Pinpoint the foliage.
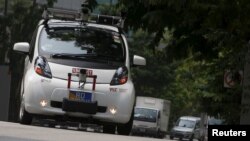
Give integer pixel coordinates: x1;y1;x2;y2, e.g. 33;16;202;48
0;0;247;125
119;0;249;124
129;29;199;128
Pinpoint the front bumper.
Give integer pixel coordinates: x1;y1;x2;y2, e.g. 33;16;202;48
62;98;98;114
23;73;135;124
170;131;193;139
132;127;158;135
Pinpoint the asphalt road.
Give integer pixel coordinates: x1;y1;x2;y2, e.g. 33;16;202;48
0;121;174;141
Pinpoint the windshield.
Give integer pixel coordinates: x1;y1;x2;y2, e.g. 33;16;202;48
39;26;125;63
208;118;224;125
134;108;158;123
176;119;196;128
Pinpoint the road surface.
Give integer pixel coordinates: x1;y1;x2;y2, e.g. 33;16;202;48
0;121;174;141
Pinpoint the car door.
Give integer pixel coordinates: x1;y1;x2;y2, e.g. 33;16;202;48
194;120;201;139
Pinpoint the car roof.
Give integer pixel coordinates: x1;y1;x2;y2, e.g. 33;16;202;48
179;116;201;121
40;19;120;33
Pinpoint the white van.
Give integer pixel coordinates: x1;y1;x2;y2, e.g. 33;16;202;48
170;116;201;141
131;96;171;138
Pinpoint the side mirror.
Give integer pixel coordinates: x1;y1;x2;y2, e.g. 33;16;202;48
13;42;30;54
133;55;146;66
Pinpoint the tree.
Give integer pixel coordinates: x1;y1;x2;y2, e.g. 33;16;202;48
118;0;249;124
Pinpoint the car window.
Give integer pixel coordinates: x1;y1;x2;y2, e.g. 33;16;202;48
39;27;125;62
134;108;158;122
176;119;196;128
196;120;200;128
208;118;224;125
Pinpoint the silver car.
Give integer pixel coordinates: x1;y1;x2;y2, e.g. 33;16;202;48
170;116;201;141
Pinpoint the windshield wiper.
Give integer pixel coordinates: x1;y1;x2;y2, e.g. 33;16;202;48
51;53;123;65
51;53;113;63
51;53;96;59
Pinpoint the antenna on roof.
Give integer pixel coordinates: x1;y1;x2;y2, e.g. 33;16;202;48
119;10;127;29
42;7;50;27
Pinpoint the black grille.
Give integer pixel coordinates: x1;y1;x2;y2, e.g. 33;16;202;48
97;106;107;113
51;101;62;108
51;101;107;113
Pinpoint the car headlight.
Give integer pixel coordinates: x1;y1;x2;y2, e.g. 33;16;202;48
34;56;52;78
110;66;128;85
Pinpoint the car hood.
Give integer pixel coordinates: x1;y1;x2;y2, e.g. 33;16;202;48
133;120;157;128
172;126;194;133
49;62;117;84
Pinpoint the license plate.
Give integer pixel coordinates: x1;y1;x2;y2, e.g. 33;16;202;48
69;90;92;102
140;128;146;132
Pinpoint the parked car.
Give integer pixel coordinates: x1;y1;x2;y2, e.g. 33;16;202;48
13;8;146;135
202;117;225;141
170;116;201;141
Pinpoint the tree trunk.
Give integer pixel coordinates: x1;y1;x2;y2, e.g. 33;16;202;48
240;45;250;124
4;0;8;15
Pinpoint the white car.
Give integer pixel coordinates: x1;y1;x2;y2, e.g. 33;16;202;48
13;12;146;135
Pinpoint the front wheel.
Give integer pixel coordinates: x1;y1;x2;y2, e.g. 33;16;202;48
103;125;116;134
189;134;194;141
156;131;165;139
117;110;134;135
117;119;133;135
170;136;174;140
19;96;32;125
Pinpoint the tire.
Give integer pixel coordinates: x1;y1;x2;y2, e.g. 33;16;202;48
117;110;134;135
130;131;134;136
189;134;194;141
19;96;32;125
103;125;116;134
117;120;133;135
157;131;165;139
170;135;174;140
155;130;160;138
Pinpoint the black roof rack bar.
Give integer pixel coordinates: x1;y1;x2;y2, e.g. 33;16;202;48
42;8;81;21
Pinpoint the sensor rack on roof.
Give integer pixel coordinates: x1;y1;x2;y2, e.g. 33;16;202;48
90;14;124;28
42;8;81;21
42;8;125;28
